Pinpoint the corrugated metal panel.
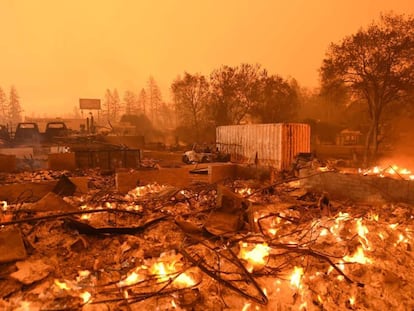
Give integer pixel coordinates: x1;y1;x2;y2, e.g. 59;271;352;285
216;123;310;170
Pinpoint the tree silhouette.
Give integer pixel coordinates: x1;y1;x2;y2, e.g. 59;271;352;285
320;12;414;164
146;76;162;125
209;64;264;125
103;88;122;122
171;72;209;141
123;90;138;115
0;87;7;125
8;86;22;126
137;88;147;116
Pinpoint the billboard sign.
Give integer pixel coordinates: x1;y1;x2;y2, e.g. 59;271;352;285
79;98;101;110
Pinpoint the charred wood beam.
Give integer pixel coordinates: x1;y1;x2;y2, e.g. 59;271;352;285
0;208;149;227
64;216;169;235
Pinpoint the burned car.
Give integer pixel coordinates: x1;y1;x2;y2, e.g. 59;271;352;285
182;143;230;164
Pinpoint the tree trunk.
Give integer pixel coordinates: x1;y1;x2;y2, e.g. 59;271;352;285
373;119;379;160
363;122;374;167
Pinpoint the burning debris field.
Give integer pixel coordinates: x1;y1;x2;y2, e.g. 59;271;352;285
0;163;414;311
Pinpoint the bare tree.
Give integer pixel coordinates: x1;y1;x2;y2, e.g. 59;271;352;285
103;88;122;122
137;88;147;116
0;87;8;124
112;89;121;121
123;90;138;115
146;76;162;125
102;89;112;121
8;86;22;126
171;72;209;141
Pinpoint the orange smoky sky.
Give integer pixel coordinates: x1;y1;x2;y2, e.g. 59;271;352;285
0;0;413;117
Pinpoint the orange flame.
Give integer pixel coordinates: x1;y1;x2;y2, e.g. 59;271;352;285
242;302;252;311
236;187;253;196
356;218;371;250
238;242;270;272
360;164;414;180
119;252;196;288
343;246;372;264
54;279;71;290
1;201;8;211
118;270;145;287
290;266;304;289
80;291;91;304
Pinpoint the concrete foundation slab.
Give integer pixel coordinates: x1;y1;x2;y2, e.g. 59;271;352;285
116;163;238;193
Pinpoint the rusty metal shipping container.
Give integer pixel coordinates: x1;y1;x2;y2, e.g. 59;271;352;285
216;123;310;170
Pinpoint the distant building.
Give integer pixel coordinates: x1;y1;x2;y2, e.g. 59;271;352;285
336;129;362;145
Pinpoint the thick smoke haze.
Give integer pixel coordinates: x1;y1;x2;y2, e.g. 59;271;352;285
0;0;413;116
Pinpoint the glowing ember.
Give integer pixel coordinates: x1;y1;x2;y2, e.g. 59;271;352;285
395;233;409;246
356;218;371;250
54;279;71;290
81;214;91;220
317;294;323;304
318;166;330;172
148;258;196;287
80;291;91;304
236;187;253;196
368;213;379;221
329;212;350;235
320;228;329;236
80;205;91;220
238;242;270;272
349;296;355;305
268;228;278;235
174;272;197;287
299;301;307;310
290;266;304;289
1;201;8;211
242;302;251;311
118;271;144;287
360;163;414;180
150;261;172;282
389;223;399;230
126;204;143;212
119;252;196;288
105;202;114;209
129;183;168;198
343;246;372;264
17;301;33;310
